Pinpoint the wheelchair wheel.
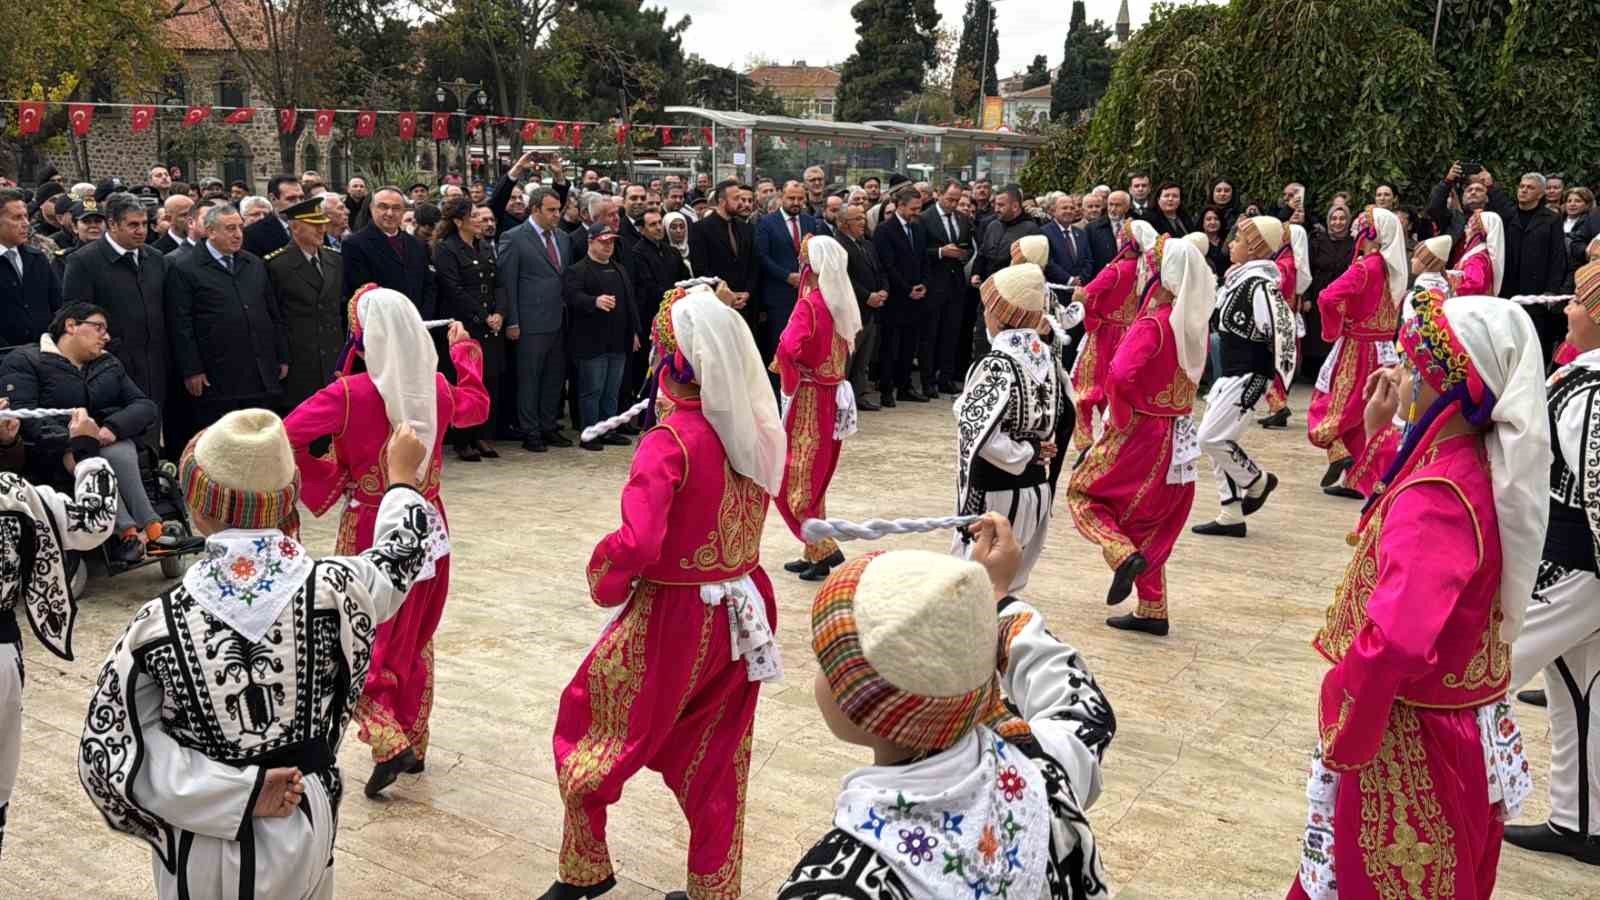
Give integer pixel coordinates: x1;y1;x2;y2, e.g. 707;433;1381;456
159;521;194;579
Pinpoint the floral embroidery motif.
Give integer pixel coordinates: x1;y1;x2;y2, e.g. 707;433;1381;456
199;537;294;606
897;827;938;865
997;767;1026;802
1356;704;1457;900
682;463;767;573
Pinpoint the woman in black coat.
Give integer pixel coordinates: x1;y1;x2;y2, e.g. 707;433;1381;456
1198;205;1230;284
1304;203;1357;377
433;196;504;461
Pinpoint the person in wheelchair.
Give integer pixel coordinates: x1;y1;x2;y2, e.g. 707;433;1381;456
1;303;173;563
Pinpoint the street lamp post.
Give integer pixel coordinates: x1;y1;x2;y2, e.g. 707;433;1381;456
435;79;485;187
974;0;1002;128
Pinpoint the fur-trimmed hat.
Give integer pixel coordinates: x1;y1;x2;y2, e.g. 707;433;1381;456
980;262;1048;331
1238;215;1285;259
812;551;999;751
181;409;299;532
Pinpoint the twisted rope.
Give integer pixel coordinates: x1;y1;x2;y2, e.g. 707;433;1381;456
0;407;76;419
419;318;454;328
675;276;721;289
801;514;983;544
579;397;652;443
1507;295;1575;306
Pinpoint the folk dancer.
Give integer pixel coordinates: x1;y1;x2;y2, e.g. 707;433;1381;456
779;514;1114;899
1191;217;1296;538
1556;237;1600;366
2;411;116;858
1307;206;1407;497
283;286;489;796
1069;237;1214;636
1289;290;1546;900
1409;235;1455;306
544;290;786;900
775;236;862;582
1455;210;1504;297
1502;260;1600;866
953;262;1059;593
1011;234;1083;493
79;410;436;899
1068;220;1160;451
1260;224;1312;428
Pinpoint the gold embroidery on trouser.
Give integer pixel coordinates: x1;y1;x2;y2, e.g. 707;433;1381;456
1136;570;1167;619
1070;336;1100;450
1356;704;1458;899
1066;419;1138;567
688;728;753;900
1310;339;1363;449
353;693;411;762
408;640;434;760
557;584;658;885
786;387;820;521
804;537;839;562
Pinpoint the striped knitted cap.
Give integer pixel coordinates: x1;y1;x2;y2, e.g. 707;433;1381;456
181;409;300;531
811;550;999;752
1578;261;1600;323
1238;216;1284;259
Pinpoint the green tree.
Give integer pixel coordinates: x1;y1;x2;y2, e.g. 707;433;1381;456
1022;54;1051;90
835;0;942;122
951;0;999;113
1050;1;1114;121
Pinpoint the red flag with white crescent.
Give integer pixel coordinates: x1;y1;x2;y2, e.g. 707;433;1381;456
659;126;672;145
131;105;156;134
521;120;539;142
431;112;450;140
465;115;484;137
615;124;629;144
182;105;212;128
68;103;95;136
569;123;584;146
223;107;255;124
278;107;298;134
17;101;45;135
355;111;377;138
551;123;565;144
701;127;713;145
397;112;417;140
314;109;335;137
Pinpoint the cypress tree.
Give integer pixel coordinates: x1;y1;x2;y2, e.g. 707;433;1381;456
836;0;942;122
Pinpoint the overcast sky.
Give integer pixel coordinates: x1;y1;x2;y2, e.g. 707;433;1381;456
663;0;1178;79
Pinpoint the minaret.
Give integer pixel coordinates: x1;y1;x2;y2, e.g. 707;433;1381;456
1116;0;1131;43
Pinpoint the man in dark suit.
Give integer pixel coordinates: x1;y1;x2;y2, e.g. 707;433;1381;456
165;202;287;433
618;184;647;249
1083;191;1119;281
242;174;303;259
149;194;195;254
754;180;819;354
0;188;62;346
920;179;974;396
60;193;170;428
837;203;886;411
264;197;346;410
341;186;435;317
872;185;931;406
1043;194;1093;287
499;187;572;452
689;180;758;337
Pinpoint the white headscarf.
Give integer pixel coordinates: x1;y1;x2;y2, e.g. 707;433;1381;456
1161;238;1218;383
1367;207;1409;306
1288;223;1311;297
1445;295;1552;644
671;291;787;495
664;211;692;265
1461;211;1505;296
806;235;863;348
1129;219;1159;291
354;287;439;475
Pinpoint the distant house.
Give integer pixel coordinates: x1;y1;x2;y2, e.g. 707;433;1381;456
747;62;841;121
1001;83;1053;131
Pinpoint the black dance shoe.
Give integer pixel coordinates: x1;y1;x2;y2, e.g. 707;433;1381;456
365;747;418;798
455;444;482;462
1241;473;1278;516
476;442;500;459
535;876;618;900
783;558;811;573
600;433;631;447
522;437;548;453
544;430;575;449
1258;408;1291;429
1106;614;1169;637
1107;552;1147;606
799;549;846;582
880;393;897;408
1191;520;1246;538
1503;822;1600;866
1322;485;1363;500
1517;689;1547;708
857;398;882;412
1320;458;1352;488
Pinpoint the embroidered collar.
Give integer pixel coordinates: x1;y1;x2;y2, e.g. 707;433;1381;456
183;529;312;644
988;327;1052;385
1222;258;1278;290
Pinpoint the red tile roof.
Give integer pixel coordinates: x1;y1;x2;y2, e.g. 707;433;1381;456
1008;83;1054;100
748;65;841;89
163;0;269;51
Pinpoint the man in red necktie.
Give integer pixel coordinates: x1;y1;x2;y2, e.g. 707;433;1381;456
753;180;817;359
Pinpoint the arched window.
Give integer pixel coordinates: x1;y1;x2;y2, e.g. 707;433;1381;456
222;140;252;192
302;141;321;174
216;67;246;109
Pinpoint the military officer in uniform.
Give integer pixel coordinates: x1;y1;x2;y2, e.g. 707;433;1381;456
265;196;347;410
51;199;107;277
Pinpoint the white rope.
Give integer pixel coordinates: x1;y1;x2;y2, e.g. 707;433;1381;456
420;318;454;328
1507;294;1575;306
801;514;983;544
0;407;76;419
579;397;652;443
675;276;721;289
1045;282;1079;292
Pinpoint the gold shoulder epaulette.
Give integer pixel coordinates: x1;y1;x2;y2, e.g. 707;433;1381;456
264;245;288;261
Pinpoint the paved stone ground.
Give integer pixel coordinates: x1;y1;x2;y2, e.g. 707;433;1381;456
4;387;1596;899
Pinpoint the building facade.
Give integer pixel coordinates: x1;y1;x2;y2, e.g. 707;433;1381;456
747;63;841;121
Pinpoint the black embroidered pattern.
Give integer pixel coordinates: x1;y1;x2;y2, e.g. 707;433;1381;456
956;349;1058;517
779;829;914;900
1547;367;1600;569
79;658;174;862
1019;749;1111;900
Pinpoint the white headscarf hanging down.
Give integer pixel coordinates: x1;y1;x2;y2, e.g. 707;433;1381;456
806;235;863;348
1446;294;1552;645
672;291;788;495
355;287;439;476
1288;223;1312;296
1161;238;1218;384
1368;207;1409;307
1129;219;1160;292
1461;211;1505;296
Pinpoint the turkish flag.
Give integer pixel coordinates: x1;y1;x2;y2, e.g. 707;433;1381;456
354;110;377;138
68;103;95;136
521;120;539;142
131;105;156;134
551;123;565;144
615;124;629;144
465;115;484;137
223;107;255;124
431;112;449;140
701;127;714;145
277;107;298;134
398;112;417;140
660;126;672;145
314;109;335;137
569;123;584;146
16;101;45;135
182;105;212;128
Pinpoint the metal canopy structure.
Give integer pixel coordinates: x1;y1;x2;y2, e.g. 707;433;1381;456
663;105;1045;188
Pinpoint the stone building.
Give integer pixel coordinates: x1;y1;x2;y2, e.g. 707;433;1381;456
42;1;350;193
747;62;841;121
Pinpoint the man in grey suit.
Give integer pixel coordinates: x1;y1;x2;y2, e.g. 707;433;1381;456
499;187;572;452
